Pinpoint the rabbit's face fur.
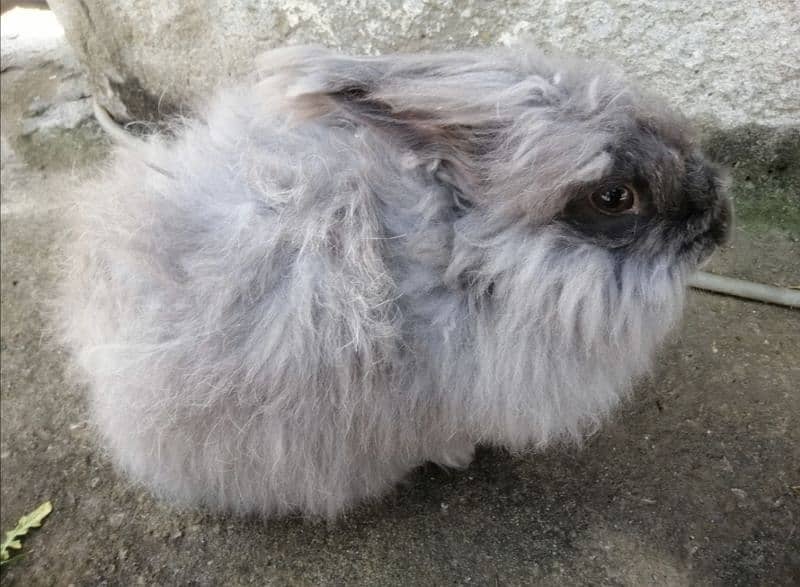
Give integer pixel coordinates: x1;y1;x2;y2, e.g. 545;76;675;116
262;46;731;445
61;46;731;517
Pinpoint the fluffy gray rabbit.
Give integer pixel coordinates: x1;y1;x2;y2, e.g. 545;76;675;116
59;45;731;518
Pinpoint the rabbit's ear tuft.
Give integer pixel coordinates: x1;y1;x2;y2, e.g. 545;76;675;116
257;46;506;195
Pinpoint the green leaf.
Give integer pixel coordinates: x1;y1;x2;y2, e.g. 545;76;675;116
0;501;53;562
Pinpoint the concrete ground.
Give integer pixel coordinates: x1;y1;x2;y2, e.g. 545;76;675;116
1;7;798;586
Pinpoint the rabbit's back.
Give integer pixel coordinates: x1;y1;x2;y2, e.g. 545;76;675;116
60;89;434;516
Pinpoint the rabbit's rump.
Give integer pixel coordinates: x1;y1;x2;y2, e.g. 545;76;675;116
61;89;460;517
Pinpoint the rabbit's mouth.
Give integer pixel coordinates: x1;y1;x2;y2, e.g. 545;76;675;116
676;194;732;265
706;195;734;246
677;217;728;266
678;233;717;266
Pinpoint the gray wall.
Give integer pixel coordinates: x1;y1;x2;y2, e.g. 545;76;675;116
48;0;799;130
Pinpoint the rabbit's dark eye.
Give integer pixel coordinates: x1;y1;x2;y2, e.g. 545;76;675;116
589;186;638;215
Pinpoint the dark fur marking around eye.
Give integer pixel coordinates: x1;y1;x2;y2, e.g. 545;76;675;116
560;191;655;248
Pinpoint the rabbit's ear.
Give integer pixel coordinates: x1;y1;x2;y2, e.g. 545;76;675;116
256;46;504;195
323;84;483;196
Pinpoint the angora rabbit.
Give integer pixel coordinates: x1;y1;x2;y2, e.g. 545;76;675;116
60;45;731;518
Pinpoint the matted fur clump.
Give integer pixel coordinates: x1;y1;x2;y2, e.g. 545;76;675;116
59;45;731;518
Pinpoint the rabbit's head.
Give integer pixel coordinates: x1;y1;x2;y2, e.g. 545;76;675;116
260;46;732;444
262;45;730;272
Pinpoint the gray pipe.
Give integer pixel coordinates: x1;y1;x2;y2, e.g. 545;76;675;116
689;271;800;309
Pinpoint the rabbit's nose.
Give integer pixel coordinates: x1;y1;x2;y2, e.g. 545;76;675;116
709;196;733;246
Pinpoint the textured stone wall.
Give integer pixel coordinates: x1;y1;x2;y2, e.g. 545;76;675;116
47;0;799;130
